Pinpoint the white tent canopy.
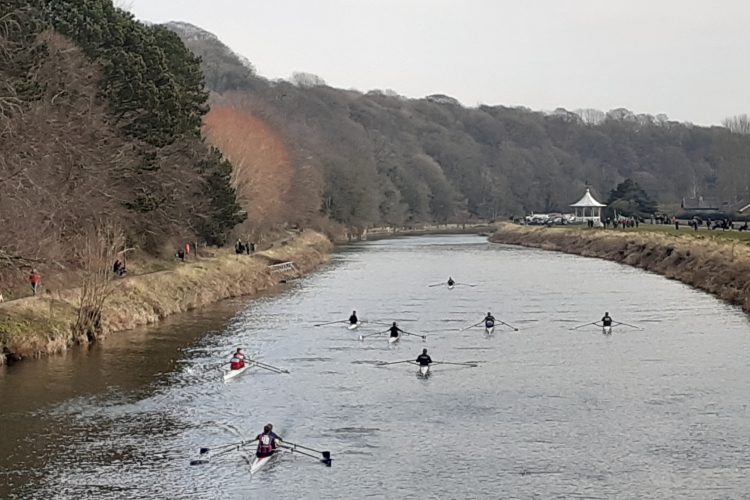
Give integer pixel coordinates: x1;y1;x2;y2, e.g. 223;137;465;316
570;188;606;224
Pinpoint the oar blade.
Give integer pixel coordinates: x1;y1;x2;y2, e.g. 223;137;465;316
190;458;210;466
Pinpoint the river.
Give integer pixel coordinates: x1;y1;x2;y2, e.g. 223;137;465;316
1;235;749;499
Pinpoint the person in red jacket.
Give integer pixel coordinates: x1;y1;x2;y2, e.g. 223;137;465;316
229;348;246;370
29;269;42;296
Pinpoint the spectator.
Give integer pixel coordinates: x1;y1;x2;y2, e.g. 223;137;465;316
29;269;42;296
177;248;185;262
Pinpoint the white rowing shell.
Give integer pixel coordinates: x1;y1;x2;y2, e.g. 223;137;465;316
419;365;430;377
602;326;612;335
250;450;280;474
388;335;400;344
223;363;251;383
485;324;495;335
348;322;359;330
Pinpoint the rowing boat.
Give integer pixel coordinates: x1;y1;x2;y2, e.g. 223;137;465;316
447;284;454;290
485;320;495;335
250;450;280;474
388;335;400;344
348;322;360;330
418;365;430;377
223;362;251;383
602;325;612;335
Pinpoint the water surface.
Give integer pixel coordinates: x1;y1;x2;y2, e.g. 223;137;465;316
1;235;749;499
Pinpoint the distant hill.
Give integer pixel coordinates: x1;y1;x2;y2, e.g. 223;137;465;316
166;22;750;231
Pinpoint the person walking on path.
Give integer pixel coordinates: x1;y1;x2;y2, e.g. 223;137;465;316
29;269;42;296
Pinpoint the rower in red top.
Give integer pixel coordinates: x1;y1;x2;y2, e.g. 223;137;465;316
229;348;246;370
256;423;283;458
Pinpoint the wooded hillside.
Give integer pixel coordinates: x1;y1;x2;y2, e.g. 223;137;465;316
169;22;750;231
0;2;243;289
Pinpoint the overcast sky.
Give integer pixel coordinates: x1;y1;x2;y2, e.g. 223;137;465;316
124;0;750;125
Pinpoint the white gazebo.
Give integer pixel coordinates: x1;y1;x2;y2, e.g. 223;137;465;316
570;188;606;225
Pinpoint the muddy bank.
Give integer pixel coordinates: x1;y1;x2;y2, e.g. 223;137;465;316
490;224;750;313
0;231;332;365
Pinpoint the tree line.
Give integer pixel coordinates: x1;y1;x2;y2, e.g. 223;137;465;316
168;22;750;233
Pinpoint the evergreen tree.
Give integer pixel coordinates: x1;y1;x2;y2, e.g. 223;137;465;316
194;149;247;246
606;179;658;216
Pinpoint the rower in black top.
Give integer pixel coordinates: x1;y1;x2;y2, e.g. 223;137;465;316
447;277;455;287
416;348;432;366
389;322;403;339
349;310;358;325
483;312;496;324
601;312;613;327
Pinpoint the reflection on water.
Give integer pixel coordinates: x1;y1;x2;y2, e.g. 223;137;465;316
2;235;750;499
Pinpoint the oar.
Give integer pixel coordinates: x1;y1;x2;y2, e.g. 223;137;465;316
569;321;599;331
279;441;333;467
459;321;483;332
359;330;388;341
251;360;290;374
496;319;519;331
427;283;444;287
456;283;477;287
433;361;478;367
314;319;347;327
378;359;414;366
190;439;257;465
402;330;427;341
613;321;642;330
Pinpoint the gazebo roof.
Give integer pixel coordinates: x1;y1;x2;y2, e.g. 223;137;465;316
570;188;606;207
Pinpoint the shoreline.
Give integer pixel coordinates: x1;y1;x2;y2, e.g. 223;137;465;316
490;224;750;314
0;231;332;366
358;223;494;241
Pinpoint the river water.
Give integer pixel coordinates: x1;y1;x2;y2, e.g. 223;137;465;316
1;235;749;499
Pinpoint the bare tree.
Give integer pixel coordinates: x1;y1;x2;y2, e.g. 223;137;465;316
722;114;750;134
74;222;125;343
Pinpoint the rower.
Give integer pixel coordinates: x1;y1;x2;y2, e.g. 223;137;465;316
447;277;455;286
416;348;432;366
601;312;613;327
256;423;283;458
389;322;403;339
483;312;496;325
349;310;358;325
229;348;246;370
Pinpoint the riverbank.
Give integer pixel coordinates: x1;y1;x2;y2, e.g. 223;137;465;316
360;222;494;241
490;223;750;313
0;231;332;365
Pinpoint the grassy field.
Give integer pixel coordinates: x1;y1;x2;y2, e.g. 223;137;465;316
565;224;750;244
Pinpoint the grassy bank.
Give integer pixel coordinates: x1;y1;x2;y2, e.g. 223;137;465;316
361;223;494;241
490;223;750;313
0;231;332;365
